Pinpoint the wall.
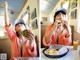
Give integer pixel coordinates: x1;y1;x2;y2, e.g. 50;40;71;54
41;11;51;25
41;12;49;47
41;12;49;17
28;0;39;37
70;0;80;42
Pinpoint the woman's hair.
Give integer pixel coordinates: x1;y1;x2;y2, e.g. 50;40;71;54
16;32;19;37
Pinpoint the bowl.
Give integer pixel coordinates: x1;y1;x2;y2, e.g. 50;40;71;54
43;45;69;58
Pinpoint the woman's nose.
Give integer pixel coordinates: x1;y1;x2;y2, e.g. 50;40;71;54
60;14;63;18
60;14;64;19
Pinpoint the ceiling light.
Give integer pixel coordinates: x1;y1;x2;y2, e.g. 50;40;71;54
11;10;14;14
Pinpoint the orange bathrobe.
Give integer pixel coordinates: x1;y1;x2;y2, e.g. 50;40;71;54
43;25;72;47
5;24;37;60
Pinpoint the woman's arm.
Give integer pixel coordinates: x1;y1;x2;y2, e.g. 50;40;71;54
29;40;37;57
59;29;72;45
63;20;71;37
43;26;53;47
65;26;72;45
26;40;37;57
64;36;72;45
4;1;9;26
43;21;61;46
46;26;56;43
25;30;37;57
4;2;17;40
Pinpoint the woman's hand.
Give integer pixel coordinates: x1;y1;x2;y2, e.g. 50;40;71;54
4;1;9;26
63;20;71;37
53;20;62;30
23;29;35;42
4;1;8;8
63;20;70;29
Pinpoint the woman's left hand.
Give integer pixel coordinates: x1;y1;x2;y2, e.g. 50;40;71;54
23;29;34;41
63;20;71;37
63;20;70;29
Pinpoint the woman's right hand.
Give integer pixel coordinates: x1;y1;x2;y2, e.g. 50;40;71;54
4;1;9;26
53;20;62;30
4;1;8;8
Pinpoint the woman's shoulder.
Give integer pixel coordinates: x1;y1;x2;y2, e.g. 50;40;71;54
46;24;53;29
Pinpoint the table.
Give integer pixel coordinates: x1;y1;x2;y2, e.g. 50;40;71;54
41;45;80;60
14;57;39;60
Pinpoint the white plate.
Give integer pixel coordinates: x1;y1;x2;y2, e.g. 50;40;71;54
45;45;68;55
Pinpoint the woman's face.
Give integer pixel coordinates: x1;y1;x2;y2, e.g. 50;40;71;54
15;23;26;32
55;12;66;22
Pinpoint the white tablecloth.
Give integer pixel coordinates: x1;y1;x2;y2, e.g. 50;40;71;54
41;46;80;60
14;57;39;60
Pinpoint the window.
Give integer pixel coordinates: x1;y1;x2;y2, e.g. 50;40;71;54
62;1;69;10
22;13;28;26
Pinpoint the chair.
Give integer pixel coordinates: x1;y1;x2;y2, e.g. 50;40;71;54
35;35;39;57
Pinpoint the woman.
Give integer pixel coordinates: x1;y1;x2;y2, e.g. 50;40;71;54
4;2;37;60
43;8;72;47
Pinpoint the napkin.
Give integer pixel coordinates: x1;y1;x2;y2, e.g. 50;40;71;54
58;47;68;55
